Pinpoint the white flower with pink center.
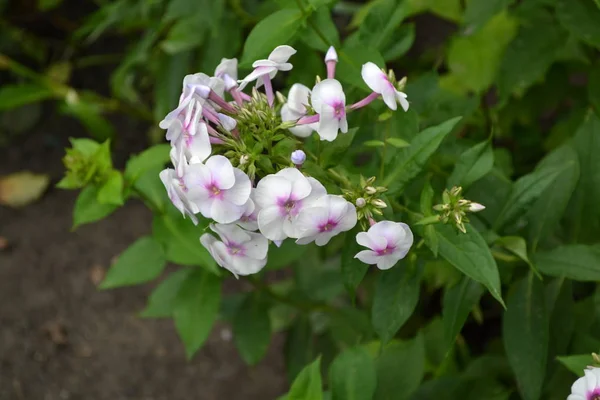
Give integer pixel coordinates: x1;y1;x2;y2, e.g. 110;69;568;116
238;45;296;90
200;223;268;277
183;155;252;224
236;196;259;231
254;168;326;241
569;368;600;400
361;62;409;112
281;83;315;138
167;119;211;164
355;221;414;270
214;58;238;90
311;79;348;142
295;195;357;246
159;168;199;225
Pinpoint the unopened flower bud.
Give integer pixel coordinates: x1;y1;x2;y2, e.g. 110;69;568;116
372;199;387;209
239;155;249;165
218;113;237;131
366;176;376;185
325;46;338;63
223;74;238;91
397;76;407;91
376;186;388;193
468;202;485;212
291;150;306;166
365;186;377;195
276;91;286;104
356;198;366;208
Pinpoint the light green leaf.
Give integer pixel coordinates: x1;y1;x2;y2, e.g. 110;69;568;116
329;347;377;400
100;237;166;289
240;9;304;65
97;170;124;206
447;12;517;93
382;24;415;61
174;269;221;359
358;0;409;50
363;140;386;147
341;230;370;298
73;185;118;229
140;269;193;318
374;335;425;400
434;224;504;306
557;354;594;376
384;116;462;195
336;45;386;91
427;0;462;22
287;357;323;400
124;144;171;182
448;139;494;189
535;245;600;281
442;277;484;351
152;211;218;273
496;236;540;277
371;263;421;344
385;137;410;148
503;275;548;400
463;0;513;33
233;294;272;365
556;0;600;49
0;84;53;111
61;101;115;141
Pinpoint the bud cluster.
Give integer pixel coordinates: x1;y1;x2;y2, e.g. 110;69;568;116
433;186;485;233
342;176;389;229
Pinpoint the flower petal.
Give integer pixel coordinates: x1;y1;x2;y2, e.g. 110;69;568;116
355;250;379;265
376;254;400;270
244;231;269;260
255;175;292;209
232;255;267;276
397;91;409;111
206;155;235;190
311;79;344;113
211;199;244;224
361;62;390;94
258;206;287;241
222;168;252;206
268;45;297;64
356;231;386;251
381;87;398;111
287;83;311;114
210;223;251;245
316;105;339;142
276;168;312;200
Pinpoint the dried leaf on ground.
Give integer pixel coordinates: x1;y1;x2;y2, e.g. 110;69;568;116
0;171;50;208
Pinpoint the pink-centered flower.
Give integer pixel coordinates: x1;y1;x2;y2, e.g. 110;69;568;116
215;58;238;81
254;168;326;241
159;168;199;225
361;62;409;111
200;223;268;277
281;83;315;138
355;221;414;270
236;196;259;231
295;195;357;246
238;45;296;90
167;119;211;164
183;155;252;224
311;79;348;142
569;368;600;400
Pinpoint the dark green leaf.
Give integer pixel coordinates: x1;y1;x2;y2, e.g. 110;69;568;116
336;45;386;91
341;230;369;297
384;117;462;194
267;239;310;270
329;347;377;400
590;67;600;116
174;268;221;359
374;335;425;400
434;224;504;306
556;0;600;49
153;51;192;122
546;279;575;358
503;275;548;400
240;9;304;65
287;357;323;400
233;293;272;365
285;316;314;382
73;186;118;229
301;7;340;51
124;144;171;182
100;237;166;289
97;170;124;206
463;0;514;33
133;167;168;212
382;24;415;61
0;84;53;111
536;245;600;281
37;0;63;11
371;264;421;344
320;128;358;168
442;277;484;351
447;139;494;189
161;13;207;53
358;0;409;50
557;355;594;376
140;268;193;318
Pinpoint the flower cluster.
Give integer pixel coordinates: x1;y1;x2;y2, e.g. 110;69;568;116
569;365;600;400
158;44;414;277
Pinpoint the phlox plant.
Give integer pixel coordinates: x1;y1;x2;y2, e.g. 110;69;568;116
53;0;600;399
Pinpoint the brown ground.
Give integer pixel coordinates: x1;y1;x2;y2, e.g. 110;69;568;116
0;114;287;400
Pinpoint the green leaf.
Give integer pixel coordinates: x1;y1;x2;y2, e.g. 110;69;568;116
240;9;304;65
267;239;310;270
567;113;600;241
140;269;193;318
557;354;594;376
174;269;221;359
433;224;504;306
320;127;358;168
287;357;323;400
336;45;386;91
73;186;118;229
427;0;462;21
442;277;484;351
0;84;53;111
447;139;494;189
371;263;421;344
535;245;600;281
233;293;272;365
382;24;415;61
161;13;207;53
527;145;579;249
301;7;340;51
341;231;370;297
503;275;549;400
547;279;575;357
99;237;166;289
358;0;409;50
153;51;192;122
556;0;600;49
373;335;425;400
152;211;218;273
385;137;410;148
329;347;377;400
285;316;315;382
97;171;124;206
124;144;171;182
37;0;63;11
363;140;386;147
463;0;513;33
590;67;600;116
133;167;168;212
61;101;115;141
384;116;462;195
446;12;517;93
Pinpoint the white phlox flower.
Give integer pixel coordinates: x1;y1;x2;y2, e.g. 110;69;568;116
238;45;296;90
183;155;251;224
183;72;225;101
159;167;199;225
355;221;414;270
167;119;212;164
311;79;348;142
254;168;326;241
200;223;268;277
214;58;238;90
568;367;600;400
361;62;409;111
236;196;259;231
281;83;316;138
295;195;357;246
291;150;306;166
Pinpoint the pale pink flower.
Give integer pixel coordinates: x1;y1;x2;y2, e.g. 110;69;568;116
281;83;315;138
238;45;296;90
361;62;409;111
568;367;600;400
295;195;357;246
355;221;414;270
236;196;259;231
311;79;348;141
159;168;199;225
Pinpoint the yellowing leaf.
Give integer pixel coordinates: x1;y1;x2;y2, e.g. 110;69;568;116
0;171;50;207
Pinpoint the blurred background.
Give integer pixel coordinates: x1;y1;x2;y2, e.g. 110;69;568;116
0;0;598;398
